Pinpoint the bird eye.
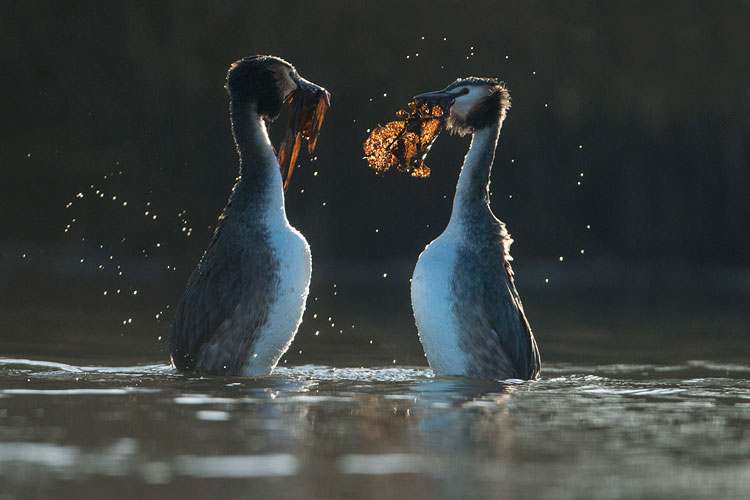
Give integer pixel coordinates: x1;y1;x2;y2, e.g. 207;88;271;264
460;88;470;95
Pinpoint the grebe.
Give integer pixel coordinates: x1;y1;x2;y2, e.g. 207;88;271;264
170;55;329;376
410;78;540;380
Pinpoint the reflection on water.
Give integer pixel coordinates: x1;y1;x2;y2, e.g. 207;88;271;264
0;358;749;499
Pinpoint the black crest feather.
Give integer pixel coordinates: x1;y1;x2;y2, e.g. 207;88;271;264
447;77;511;136
226;55;293;119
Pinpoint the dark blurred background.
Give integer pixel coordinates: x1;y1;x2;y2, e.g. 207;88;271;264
1;0;749;367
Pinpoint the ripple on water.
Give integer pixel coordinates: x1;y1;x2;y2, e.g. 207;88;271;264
0;357;749;499
1;387;159;396
0;358;748;412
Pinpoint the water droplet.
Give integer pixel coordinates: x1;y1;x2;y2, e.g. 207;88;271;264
382;273;388;278
558;256;564;262
314;331;320;336
544;278;549;284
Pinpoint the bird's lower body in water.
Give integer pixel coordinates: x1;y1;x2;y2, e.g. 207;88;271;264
411;226;540;381
170;216;311;376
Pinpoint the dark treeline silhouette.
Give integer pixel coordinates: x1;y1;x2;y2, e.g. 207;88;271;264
3;0;750;274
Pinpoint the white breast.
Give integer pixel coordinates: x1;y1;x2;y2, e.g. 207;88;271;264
410;227;467;376
242;219;311;376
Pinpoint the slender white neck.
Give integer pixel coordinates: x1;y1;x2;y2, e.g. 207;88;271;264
447;122;501;227
228;101;286;223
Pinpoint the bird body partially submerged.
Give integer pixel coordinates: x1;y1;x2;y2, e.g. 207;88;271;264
169;56;328;376
170;201;311;376
409;78;540;381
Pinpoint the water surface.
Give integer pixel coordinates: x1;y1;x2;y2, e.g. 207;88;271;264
1;358;748;499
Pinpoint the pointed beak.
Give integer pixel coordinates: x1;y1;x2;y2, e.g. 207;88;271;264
414;89;456;102
294;76;331;106
277;75;331;193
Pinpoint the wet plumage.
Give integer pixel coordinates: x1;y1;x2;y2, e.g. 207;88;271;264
169;56;324;376
410;78;541;380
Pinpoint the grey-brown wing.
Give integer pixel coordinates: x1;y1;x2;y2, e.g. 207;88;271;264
454;227;540;380
485;258;540;380
169;216;277;375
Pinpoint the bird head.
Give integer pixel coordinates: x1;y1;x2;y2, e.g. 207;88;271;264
226;55;330;191
414;77;510;136
225;55;330;120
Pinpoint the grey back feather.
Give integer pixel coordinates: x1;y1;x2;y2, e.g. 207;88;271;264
170;214;279;375
451;212;540;380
